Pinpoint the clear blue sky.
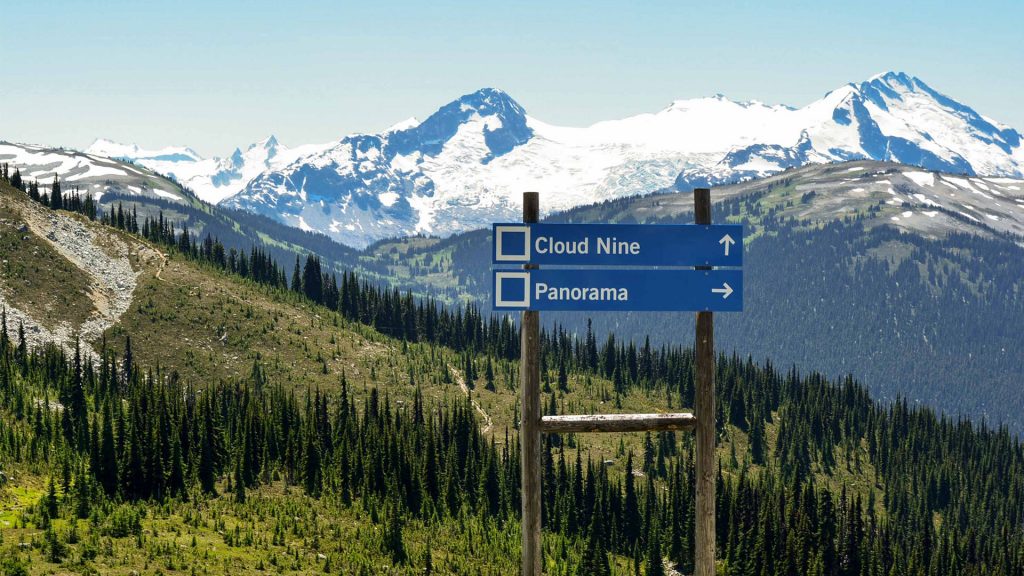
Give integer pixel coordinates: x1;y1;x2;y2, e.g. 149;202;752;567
3;0;1021;157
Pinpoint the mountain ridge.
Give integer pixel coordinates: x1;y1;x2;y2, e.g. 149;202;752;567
81;72;1021;248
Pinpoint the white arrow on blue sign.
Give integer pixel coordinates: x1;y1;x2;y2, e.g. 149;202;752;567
493;269;743;312
492;223;743;267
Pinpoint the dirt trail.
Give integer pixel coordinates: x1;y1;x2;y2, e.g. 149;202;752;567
449;364;493;434
150;244;175;284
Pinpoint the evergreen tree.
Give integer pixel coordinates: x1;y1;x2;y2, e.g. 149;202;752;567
50;175;62;210
577;512;611;576
303;422;322;497
484;356;495;391
234;453;246;504
98;402;119;495
291;255;302;294
302;254;323;303
623;452;641;548
382;505;407;565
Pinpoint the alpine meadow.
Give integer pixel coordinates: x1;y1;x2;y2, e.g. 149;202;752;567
3;2;1024;575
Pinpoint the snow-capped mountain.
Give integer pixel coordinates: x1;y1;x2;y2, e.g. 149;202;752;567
219;73;1021;247
86;136;333;204
88;72;1022;248
675;71;1023;188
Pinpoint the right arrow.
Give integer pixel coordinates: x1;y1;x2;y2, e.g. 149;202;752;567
718;234;735;256
711;283;734;299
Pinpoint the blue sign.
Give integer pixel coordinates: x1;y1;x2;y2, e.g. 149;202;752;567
493;269;743;312
493;223;742;267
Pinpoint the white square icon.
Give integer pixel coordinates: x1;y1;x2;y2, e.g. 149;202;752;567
494;225;531;262
495;271;530;308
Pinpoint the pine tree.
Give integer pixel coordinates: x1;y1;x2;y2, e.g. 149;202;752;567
623;452;641;549
50;175;62;210
43;476;59;520
44;525;65;563
463;352;475;389
382;505;406;564
98;402;119;495
577;516;612;576
749;418;766;465
73;471;91;519
234;454;246;504
198;404;220;494
303;422;322;497
67;339;88;450
644;477;664;576
168;433;186;498
122;335;134;387
484;356;495;391
302;254;323;303
291;255;302;294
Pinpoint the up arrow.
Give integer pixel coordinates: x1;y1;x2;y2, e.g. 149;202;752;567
719;234;735;256
711;283;734;299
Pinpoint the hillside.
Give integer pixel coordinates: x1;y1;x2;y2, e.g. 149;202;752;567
1;176;1024;575
350;160;1024;432
5;153;1021;433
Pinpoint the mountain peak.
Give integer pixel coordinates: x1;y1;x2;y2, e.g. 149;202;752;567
860;71;932;96
248;135;280;152
449;88;529;126
867;70;915;83
457;87;522;109
384;87;533;161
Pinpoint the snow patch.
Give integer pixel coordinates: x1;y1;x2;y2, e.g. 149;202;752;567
904;171;935;187
152;189;182;200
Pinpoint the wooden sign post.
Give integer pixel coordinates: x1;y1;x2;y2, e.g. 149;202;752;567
694;188;716;576
520;192;543;576
513;188;727;576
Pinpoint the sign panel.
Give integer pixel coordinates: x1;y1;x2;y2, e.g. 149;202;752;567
492;223;742;267
493;269;743;312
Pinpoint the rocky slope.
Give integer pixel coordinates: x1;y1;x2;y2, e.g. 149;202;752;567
0;183;159;359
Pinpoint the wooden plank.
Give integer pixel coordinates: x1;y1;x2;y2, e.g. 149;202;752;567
520;192;543;576
694;187;717;576
541;413;697;434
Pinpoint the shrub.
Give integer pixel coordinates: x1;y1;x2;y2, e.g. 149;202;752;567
102;504;142;538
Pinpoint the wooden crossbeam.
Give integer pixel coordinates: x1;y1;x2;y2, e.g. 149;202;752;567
541;413;697;434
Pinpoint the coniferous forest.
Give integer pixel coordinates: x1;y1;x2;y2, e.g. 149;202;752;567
1;170;1024;575
410;187;1024;433
2;308;1024;575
